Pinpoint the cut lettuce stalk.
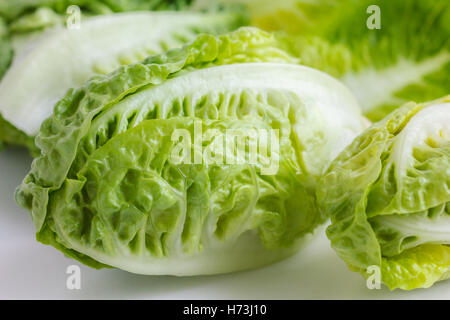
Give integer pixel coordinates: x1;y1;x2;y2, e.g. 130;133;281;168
0;11;243;150
16;28;367;275
318;96;450;290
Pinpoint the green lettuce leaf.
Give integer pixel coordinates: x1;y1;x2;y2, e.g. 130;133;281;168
327;0;450;121
16;28;366;275
0;0;194;22
319;96;450;290
8;7;64;33
0;11;243;151
275;0;450;121
0;17;12;77
0;18;20;153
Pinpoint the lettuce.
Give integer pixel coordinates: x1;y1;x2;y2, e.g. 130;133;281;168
0;114;37;155
0;11;243;151
225;0;449;122
318;96;450;290
0;17;11;77
16;28;367;275
192;0;343;35
0;0;194;22
324;0;450;121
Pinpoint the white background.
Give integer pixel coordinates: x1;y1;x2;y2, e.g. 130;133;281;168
1;148;449;299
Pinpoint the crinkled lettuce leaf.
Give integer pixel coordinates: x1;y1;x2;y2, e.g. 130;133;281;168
0;11;243;151
16;28;366;275
319;96;450;290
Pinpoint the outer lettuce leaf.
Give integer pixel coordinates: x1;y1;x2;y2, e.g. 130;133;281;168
276;34;353;80
276;0;450;121
0;17;12;77
16;28;366;274
0;11;243;150
319;96;450;290
45;117;313;274
0;115;38;155
381;244;450;290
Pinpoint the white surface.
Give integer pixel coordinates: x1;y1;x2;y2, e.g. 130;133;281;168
1;148;449;300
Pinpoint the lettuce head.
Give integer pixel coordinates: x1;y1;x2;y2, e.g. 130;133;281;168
16;28;367;275
0;10;243;153
319;96;450;290
229;0;449;122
